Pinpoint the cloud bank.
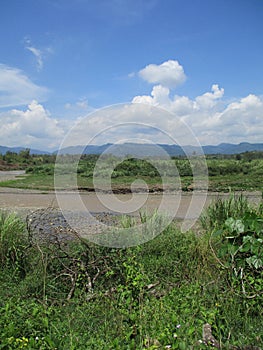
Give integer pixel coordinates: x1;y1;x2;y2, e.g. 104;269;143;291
132;83;263;145
0;59;263;150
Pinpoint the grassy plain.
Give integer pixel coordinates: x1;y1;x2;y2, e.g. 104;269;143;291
1;171;262;192
1;152;263;192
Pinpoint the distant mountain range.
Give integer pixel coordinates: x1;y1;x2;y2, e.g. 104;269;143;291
59;142;263;157
1;142;263;157
0;146;50;155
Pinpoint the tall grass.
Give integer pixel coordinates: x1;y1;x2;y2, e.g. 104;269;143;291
0;211;26;268
200;193;253;230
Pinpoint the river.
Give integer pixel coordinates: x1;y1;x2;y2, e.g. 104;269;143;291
0;170;262;220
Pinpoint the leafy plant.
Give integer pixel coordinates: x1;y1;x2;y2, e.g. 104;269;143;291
211;211;263;299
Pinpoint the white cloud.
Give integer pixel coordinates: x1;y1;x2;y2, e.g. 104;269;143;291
131;59;263;145
1;57;262;150
195;84;224;109
132;84;224;112
139;60;186;88
63;99;95;121
26;46;43;71
132;84;193;115
0;64;48;107
128;72;135;78
132;84;170;106
76;100;89;109
131;81;263;145
224;94;262;113
65;97;91;110
24;38;53;71
180;92;263;145
2;88;263;150
0;101;64;150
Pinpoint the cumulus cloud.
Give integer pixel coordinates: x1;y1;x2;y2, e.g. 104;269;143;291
195;84;224;109
0;64;48;107
139;60;186;88
132;84;224;113
0;101;64;149
131;81;263;145
132;84;170;106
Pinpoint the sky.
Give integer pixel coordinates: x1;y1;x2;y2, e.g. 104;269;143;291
0;0;263;150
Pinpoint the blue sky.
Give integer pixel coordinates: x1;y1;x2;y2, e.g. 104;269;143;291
0;0;263;150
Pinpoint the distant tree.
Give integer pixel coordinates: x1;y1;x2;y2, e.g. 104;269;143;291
3;151;17;164
19;148;30;160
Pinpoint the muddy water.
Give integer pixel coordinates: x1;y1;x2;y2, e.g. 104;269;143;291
0;187;262;219
0;171;262;220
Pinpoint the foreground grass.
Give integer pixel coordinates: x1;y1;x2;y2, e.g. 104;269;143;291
0;200;263;349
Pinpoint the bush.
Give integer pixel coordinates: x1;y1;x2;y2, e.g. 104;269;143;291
26;165;54;175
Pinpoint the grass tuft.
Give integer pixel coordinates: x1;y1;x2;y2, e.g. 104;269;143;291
200;193;253;230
